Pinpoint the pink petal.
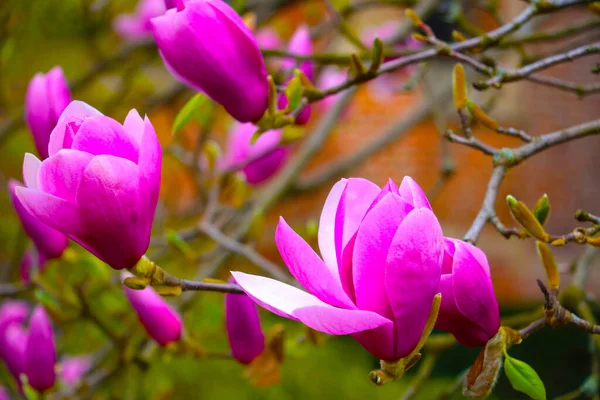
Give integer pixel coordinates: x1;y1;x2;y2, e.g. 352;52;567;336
76;155;147;269
334;178;381;297
353;193;412;320
137;117;162;218
318;179;347;274
72;116;139;163
436;274;492;347
385;207;444;358
38;149;94;204
48;101;102;157
23;153;41;190
15;187;84;235
275;217;355;309
451;240;500;337
122;109;145;145
398;176;431;210
231;272;391;335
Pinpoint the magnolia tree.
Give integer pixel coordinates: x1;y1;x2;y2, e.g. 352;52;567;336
0;0;599;398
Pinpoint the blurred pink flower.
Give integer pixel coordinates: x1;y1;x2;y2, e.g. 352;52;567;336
59;355;92;386
278;25;313;125
218;122;289;185
0;303;57;392
114;0;167;40
316;66;348;115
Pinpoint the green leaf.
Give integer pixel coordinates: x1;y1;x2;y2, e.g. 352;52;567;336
172;93;213;135
285;73;303;111
533;194;550;225
504;353;546;400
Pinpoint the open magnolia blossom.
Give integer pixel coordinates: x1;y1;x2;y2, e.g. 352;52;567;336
233;177;445;370
15;101;162;270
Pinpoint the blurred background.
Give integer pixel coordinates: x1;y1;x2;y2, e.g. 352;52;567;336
0;0;599;398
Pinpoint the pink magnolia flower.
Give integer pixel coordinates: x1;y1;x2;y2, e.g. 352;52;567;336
233;177;444;362
25;66;71;160
316;66;348;114
0;385;9;400
218;122;289;185
436;238;500;346
255;28;282;50
122;272;183;346
114;0;167;40
278;25;313;125
151;0;269;123
225;278;265;364
19;248;47;284
9;180;68;262
362;21;422;100
24;306;56;392
0;303;57;392
59;355;91;386
15;101;162;270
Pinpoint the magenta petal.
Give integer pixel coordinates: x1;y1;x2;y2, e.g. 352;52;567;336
451;240;500;342
122;109;145;145
398;176;432;210
9;180;68;259
385;208;444;358
318;178;347;274
38;149;94;204
122;272;182;346
351;324;396;361
48;101;102;157
72;116;140;163
226;278;265;365
231;272;391;335
15;186;83;236
76;156;146;269
353;193;412;320
24;306;56;392
275;217;355;309
436;274;493;347
2;324;28;385
23;153;41;190
335;178;381;297
137;117;162;219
